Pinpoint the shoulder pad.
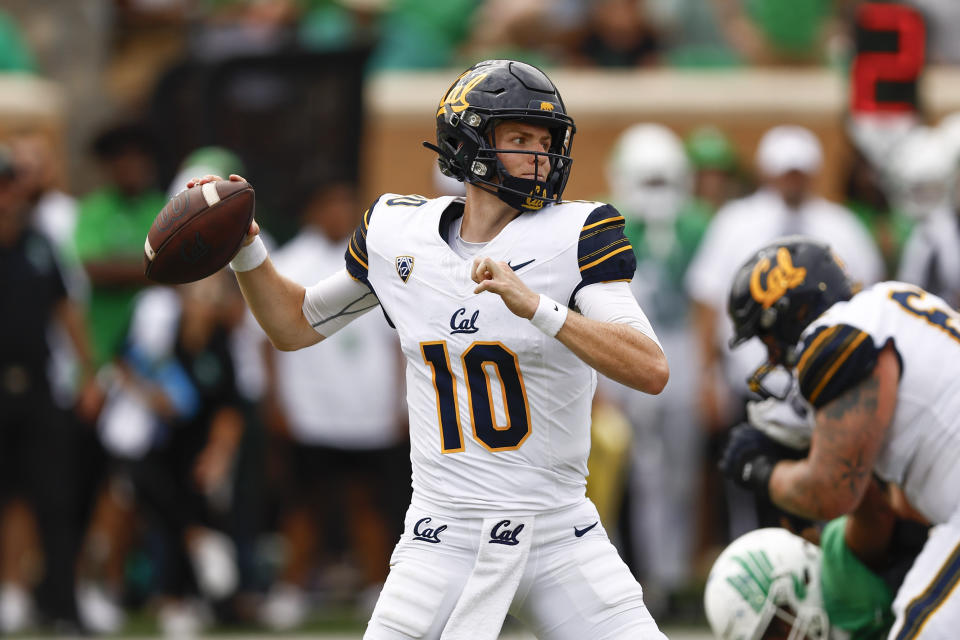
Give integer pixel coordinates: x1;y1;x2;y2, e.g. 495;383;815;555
796;323;880;408
577;204;635;283
345;195;386;286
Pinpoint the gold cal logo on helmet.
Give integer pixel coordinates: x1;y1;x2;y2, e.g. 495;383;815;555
437;72;489;117
539;102;555;111
749;247;807;309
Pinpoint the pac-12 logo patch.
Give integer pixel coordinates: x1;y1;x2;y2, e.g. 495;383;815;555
396;256;414;283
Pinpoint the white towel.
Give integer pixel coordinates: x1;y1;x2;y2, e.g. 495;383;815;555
441;516;534;640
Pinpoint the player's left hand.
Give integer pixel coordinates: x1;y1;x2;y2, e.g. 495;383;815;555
472;256;539;319
719;423;790;495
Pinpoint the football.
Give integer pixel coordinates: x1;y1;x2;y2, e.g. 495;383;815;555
143;179;255;284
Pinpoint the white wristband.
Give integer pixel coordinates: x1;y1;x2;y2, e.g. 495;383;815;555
229;235;267;272
530;294;568;337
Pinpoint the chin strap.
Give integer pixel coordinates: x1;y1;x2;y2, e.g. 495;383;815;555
422;141;443;155
423;141;464;182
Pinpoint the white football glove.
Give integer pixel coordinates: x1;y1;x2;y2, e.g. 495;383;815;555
746;382;814;450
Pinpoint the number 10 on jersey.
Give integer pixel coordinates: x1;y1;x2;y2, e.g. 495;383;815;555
420;341;532;453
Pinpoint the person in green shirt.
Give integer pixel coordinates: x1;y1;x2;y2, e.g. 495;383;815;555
684;124;747;219
843;144;913;279
74;122;167;365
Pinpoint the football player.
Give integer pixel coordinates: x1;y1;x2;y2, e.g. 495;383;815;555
705;527;834;640
705;477;929;640
193;59;669;638
719;236;960;638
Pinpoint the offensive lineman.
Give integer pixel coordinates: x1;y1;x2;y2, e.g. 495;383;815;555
193;60;669;638
720;236;960;638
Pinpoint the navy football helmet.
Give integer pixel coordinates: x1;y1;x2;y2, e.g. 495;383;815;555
424;59;576;212
728;237;856;395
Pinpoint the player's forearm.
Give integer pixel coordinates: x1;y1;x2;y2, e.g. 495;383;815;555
844;479;896;569
556;311;668;394
769;458;853;521
233;259;321;351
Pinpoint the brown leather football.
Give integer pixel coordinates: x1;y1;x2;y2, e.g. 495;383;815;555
144;179;255;284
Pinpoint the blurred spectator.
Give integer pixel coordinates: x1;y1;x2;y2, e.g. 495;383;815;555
645;0;739;67
684;124;883;542
0;9;36;73
710;0;842;65
165;146;268;400
9;131;90;407
74;121;166;367
187;0;299;61
843;144;912;279
9;132;78;266
903;0;960;64
0;145;98;634
83;274;246;636
885;125;955;225
938;111;960;161
297;0;375;52
367;0;478;70
167;146;246;199
684;125;745;217
601;123;708;614
164;145;268;622
569;0;663;67
462;0;582;68
894;126;960;308
258;181;407;629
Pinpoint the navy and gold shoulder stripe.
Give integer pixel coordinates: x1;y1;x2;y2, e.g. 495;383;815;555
796;324;880;408
576;204;636;290
344;195;383;287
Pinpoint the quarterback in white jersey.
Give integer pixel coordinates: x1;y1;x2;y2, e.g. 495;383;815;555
721;236;960;639
196;59;669;639
339;193;641;516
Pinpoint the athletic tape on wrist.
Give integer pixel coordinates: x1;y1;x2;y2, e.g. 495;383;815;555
530;294;568;337
229;235;267;272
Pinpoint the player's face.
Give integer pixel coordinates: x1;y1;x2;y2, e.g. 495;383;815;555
493;121;552;182
770;169;812;208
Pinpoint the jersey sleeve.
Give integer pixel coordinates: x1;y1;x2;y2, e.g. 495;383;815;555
795;324;881;409
818;516;894;638
572;204;636;302
344;196;382;288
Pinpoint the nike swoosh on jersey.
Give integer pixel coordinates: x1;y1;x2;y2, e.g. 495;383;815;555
508;259;536;271
574;521;598;537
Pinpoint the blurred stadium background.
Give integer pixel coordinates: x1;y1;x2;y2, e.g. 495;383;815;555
1;0;959;637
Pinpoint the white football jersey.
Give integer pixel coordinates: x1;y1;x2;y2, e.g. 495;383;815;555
798;281;960;524
344;194;638;517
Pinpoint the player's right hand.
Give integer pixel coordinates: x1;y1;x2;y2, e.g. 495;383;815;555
719;423;785;494
186;174;260;246
471;256;539;319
